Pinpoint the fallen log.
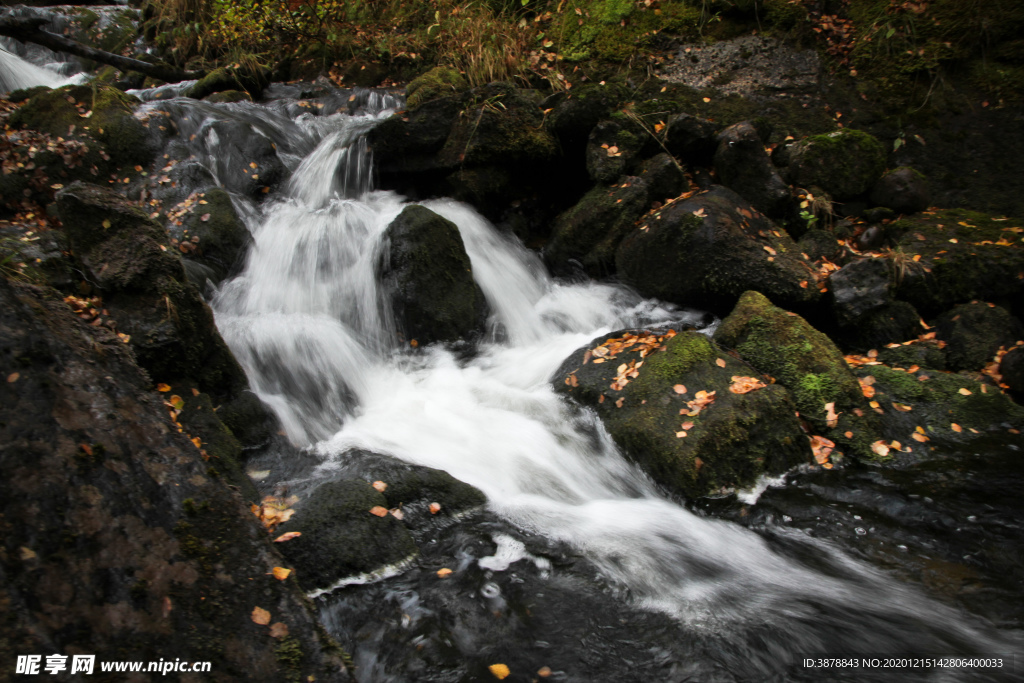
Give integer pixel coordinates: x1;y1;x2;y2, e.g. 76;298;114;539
0;15;203;83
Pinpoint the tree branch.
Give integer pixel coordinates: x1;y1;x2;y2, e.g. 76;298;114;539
0;16;204;84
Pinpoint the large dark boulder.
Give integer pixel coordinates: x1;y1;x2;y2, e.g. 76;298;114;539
786;129;886;200
829;257;893;326
935;302;1024;372
380;205;487;345
714;291;881;458
843;301;924;351
543;81;629;149
368;96;463;174
1000;346;1024;396
0;279;348;682
405;66;469;110
273;480;418;594
870;167;930;215
56;182;249;400
585;118;645;184
616;185;819;315
713;121;791;217
554;329;810;499
664;112;718;167
167;187;251;288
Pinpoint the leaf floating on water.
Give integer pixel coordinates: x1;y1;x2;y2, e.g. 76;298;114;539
251;606;271;625
429;502;441;514
369;506;388;517
272;567;291;581
488;664;511;680
436;568;453;578
673;384;687;394
372;480;388;492
273;531;301;543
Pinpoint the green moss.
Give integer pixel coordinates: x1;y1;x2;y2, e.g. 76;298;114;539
789;129;887;199
406;66;469;110
276;637;304;682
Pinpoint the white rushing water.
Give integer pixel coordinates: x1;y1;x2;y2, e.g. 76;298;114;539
206;92;1013;658
0;46;68;93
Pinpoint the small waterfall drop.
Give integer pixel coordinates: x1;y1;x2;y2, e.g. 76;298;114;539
0;46;67;93
194;88;1020;670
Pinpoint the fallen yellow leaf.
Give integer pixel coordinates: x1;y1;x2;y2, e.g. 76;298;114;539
273;531;301;542
372;480;388;492
429;502;441;514
251;606;271;625
369;506;388;517
673;384;687;394
716;358;727;367
488;664;511;680
156;383;171;392
272;567;291;581
437;568;453;578
951;423;962;432
958;387;972;395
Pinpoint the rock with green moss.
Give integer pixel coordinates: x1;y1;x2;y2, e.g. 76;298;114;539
380;205;487;345
368;96;462;174
843;300;924;351
406;66;469;110
870;167;930;215
714;290;881;457
437;84;557;167
184;59;269;100
888;208;1024;316
273;479;418;594
168;187;250;287
9;84;153;169
554;329;810;499
796;228;844;262
853;364;1024;448
56;182;249;401
205;90;253;104
636;153;686;202
586;119;645;184
545;175;652;277
616;186;820;314
877;337;947;371
786;129;886;200
714;121;792;217
935;302;1024;372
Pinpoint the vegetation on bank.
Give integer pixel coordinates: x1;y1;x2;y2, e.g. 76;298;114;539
138;0;1024;105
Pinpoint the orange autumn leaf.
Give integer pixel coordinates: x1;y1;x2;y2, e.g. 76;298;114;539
892;402;913;412
729;375;766;394
911;432;929;442
715;358;727;368
271;567;291;581
273;531;301;543
369;506;388;517
251;606;271;625
372;480;388;492
429;502;441;514
870;440;891;457
958;387;972;395
683;390;716;416
156;383;171;392
951;423;962;432
673;384;687;394
436;567;453;578
169;395;185;410
808;435;834;465
488;664;511;680
269;622;289;639
675;430;688;438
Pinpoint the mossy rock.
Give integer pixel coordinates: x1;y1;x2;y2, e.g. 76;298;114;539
714;290;881;458
841;300;924;351
870;166;930;215
888;208;1024;317
554;329;810;499
796;228;844;262
176;391;257;503
406;66;468;110
585;118;645;184
368;96;463;174
935;302;1024;372
786;129;887;200
544;175;652;277
853;364;1024;449
437;84;557;167
9;84;152;169
184;59;269;100
168;187;250;287
274;480;418;594
616;186;820;315
877;338;948;371
380;205;487;345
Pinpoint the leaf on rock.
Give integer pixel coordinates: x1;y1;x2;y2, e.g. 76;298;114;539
729;375;766;394
437;568;453;578
251;606;271;625
372;480;388;492
673;384;687;394
488;664;511;680
369;506;388;517
958;387;972;395
156;383;171;392
429;502;441;514
911;432;929;442
715;358;727;367
269;622;289;639
951;423;962;432
169;395;185;411
892;402;913;412
870;440;891;456
273;531;301;543
272;567;291;581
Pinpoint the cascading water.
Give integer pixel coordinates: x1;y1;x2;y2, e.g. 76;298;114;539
139;89;1021;680
0;46;66;93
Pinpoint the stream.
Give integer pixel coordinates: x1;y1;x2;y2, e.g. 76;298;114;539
4;45;1023;682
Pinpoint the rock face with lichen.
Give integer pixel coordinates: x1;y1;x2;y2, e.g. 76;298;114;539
616;186;819;314
714;290;881;458
554;328;810;499
0;278;349;682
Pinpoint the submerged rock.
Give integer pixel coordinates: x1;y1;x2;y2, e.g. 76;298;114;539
273;480;418;593
616;185;819;314
714;291;880;458
935;302;1024;372
713;120;791;217
786;129;886;200
554;328;810;499
0;279;348;681
380;204;487;345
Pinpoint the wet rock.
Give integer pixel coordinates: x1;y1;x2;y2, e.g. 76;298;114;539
888;208;1024;317
829;257;893;326
935;302;1024;372
714;291;880;458
853;363;1024;444
0;225;72;288
585;119;645;184
273;480;418;593
545;175;651;277
9;83;154;169
636;153;686;202
796;228;843;262
0;131;110;217
713;121;791;217
184;59;270;100
786;129;886;200
205;89;253;104
844;301;924;351
368;96;462;174
203;119;286;198
1000;346;1024;396
544;81;628;149
870;167;930;215
405;66;468;110
167;187;251;287
380;204;487;345
664;112;718;167
0;279;348;682
877;337;947;371
616;185;819;315
56;181;250;400
554;328;810;499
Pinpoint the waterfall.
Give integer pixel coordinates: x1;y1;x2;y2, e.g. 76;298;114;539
0;46;66;93
188;90;1019;664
